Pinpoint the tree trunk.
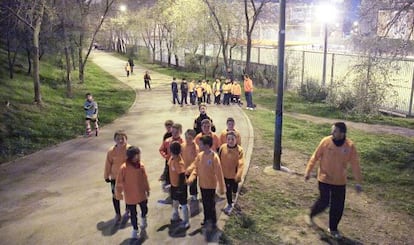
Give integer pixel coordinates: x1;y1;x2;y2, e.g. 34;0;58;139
78;32;84;83
33;16;42;104
152;47;156;64
6;37;14;79
175;54;179;67
168;53;171;67
245;36;252;75
61;1;72;98
70;45;76;70
26;47;32;75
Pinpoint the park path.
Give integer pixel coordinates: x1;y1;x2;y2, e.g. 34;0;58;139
0;50;254;245
285;112;414;137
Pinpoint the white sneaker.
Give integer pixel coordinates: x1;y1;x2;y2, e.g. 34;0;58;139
224;204;233;215
179;220;190;229
140;217;147;229
131;229;139;239
190;195;198;201
163;184;171;193
328;228;342;239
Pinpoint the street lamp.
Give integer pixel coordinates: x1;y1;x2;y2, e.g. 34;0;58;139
119;4;127;12
317;3;337;87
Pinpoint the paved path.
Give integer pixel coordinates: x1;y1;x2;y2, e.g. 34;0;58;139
0;51;254;245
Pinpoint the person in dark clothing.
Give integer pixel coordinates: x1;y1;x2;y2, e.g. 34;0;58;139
193;103;216;134
171;77;180;105
144;71;151;90
180;78;189;106
128;58;134;74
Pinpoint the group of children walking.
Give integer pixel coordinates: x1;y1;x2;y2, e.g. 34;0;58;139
103;103;244;240
171;77;243;107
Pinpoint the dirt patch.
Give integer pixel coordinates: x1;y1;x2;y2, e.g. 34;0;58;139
234;145;414;244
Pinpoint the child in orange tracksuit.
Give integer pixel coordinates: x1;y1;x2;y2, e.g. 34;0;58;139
187;135;225;230
195;80;204;105
218;131;244;215
115;146;150;239
168;142;190;229
231;80;242;105
159;123;183;197
194;119;221;152
104;130;131;224
181;129;200;201
219;117;241;146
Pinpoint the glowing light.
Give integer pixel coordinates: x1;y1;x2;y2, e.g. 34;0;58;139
119;4;127;12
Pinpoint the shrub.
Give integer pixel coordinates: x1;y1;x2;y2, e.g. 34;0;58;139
297;79;328;102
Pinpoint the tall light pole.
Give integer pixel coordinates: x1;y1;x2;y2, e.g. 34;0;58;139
322;22;328;86
273;0;286;170
317;3;337;87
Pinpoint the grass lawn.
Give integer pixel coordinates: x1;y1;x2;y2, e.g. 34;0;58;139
0;53;135;163
255;88;414;129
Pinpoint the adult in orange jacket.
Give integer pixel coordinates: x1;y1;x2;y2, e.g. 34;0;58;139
243;75;254;110
304;122;362;239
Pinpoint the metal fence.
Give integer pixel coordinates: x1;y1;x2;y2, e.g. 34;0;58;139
136;43;414;117
285;50;414;116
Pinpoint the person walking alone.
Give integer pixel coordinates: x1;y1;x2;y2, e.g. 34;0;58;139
144;71;151;90
304;122;363;239
243;75;254;110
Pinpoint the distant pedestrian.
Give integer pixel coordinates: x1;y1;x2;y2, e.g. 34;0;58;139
189;80;196;105
212;79;222;105
186;135;225;231
218;131;244;215
243;75;254;110
168;142;190;229
104;130;130;224
205;80;212;104
128;58;135;74
231;80;242;105
125;62;131;77
144;71;151;90
195;80;204;105
180;78;189;106
115;146;150;239
304;122;363;239
171;77;180;105
84;92;99;137
222;79;232;105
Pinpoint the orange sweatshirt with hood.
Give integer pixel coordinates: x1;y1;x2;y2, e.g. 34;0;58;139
305;136;362;186
115;161;150;205
104;144;131;180
187;151;225;194
218;144;244;182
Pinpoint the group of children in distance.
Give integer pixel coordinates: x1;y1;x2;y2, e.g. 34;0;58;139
171;77;243;107
104;103;244;240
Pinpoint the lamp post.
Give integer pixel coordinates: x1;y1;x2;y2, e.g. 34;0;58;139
322;22;328;86
317;3;337;87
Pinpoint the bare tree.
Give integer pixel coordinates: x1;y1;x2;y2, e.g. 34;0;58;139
244;0;269;76
204;0;233;72
75;0;115;84
5;0;47;104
